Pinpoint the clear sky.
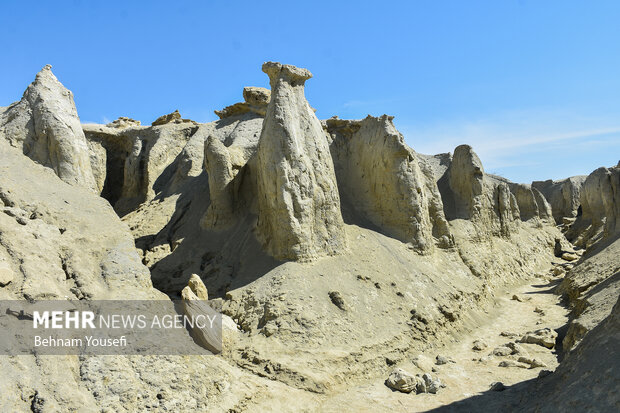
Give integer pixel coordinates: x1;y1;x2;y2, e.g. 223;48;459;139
1;1;619;183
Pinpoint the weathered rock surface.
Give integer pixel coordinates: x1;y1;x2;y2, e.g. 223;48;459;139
215;86;271;119
569;163;620;247
3;62;613;412
438;145;521;238
255;62;346;261
0;65;97;192
106;116;141;129
508;183;553;222
152;109;181;126
533;175;587;224
326;115;452;253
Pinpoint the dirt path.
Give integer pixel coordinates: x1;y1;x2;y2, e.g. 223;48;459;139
318;263;571;412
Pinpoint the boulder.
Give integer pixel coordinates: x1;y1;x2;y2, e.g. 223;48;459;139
255;62;346;261
385;368;422;393
519;328;557;349
0;65;97;192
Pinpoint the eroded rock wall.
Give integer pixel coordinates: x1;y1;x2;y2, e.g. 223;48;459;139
326;115;452;252
532;176;586;224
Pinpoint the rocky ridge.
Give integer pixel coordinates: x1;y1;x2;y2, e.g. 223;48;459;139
0;63;618;412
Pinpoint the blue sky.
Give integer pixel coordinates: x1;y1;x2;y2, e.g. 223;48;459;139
1;0;619;183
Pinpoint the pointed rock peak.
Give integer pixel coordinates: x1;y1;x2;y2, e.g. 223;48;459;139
0;65;98;192
33;64;61;86
262;62;312;87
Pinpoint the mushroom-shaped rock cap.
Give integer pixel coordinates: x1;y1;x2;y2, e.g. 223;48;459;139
262;62;312;86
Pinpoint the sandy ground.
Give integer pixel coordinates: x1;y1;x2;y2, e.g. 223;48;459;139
317;265;570;412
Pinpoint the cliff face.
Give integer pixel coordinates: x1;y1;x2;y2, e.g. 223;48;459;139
326;115;452;254
533;176;586;224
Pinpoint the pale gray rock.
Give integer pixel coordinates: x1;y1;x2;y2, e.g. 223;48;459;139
533;176;587;224
385;368;421;393
326;115;452;253
570;164;620;247
255;62;346;261
519;328;557;349
0;65;97;192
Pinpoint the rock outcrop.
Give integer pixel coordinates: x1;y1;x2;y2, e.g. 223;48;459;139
571;163;620;245
326;115;452;252
152;109;181;126
215;87;271;119
532;176;587;224
255;62;346;261
0;65;97;192
508;183;553;222
439;145;521;237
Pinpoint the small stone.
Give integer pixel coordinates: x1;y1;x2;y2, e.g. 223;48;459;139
329;291;346;311
435;355;454;365
492;346;512;356
489;382;506;392
500;331;519;338
518;356;547;368
534;307;545;315
511;294;523;302
553;267;566;276
499;360;529;368
561;252;579;261
472;339;488;351
188;274;208;300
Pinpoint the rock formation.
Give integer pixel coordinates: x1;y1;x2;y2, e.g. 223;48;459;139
215;86;271;119
573;163;620;243
508;183;553;222
152;109;181;126
326;115;452;252
438;144;521;238
0;65;97;192
255;62;346;261
532;175;586;224
2;62;618;412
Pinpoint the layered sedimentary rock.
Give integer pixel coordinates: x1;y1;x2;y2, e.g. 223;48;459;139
0;65;97;192
533;176;586;224
326;115;452;252
255;62;346;261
